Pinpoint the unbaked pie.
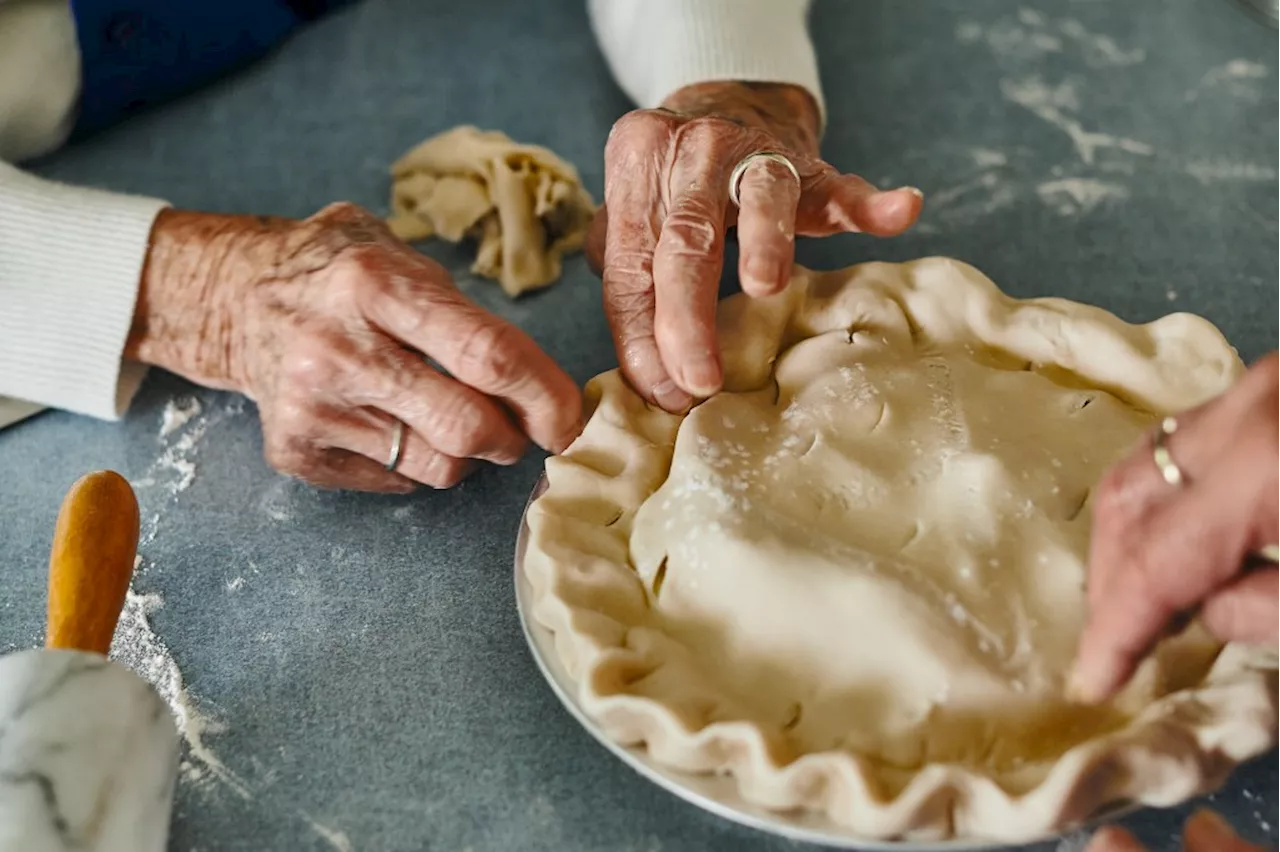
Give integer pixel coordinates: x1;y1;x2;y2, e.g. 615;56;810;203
523;258;1278;841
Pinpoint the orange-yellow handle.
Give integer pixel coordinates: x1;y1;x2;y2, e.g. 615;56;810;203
45;470;139;654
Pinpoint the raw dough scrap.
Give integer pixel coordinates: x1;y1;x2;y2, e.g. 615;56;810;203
523;258;1278;842
387;125;596;297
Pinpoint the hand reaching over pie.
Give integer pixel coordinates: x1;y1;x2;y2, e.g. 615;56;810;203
1071;352;1279;703
586;81;923;412
1085;810;1264;852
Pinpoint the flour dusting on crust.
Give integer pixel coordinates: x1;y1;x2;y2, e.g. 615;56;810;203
523;259;1277;842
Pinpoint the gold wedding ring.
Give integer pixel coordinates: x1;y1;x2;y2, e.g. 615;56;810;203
386;419;406;472
728;152;801;207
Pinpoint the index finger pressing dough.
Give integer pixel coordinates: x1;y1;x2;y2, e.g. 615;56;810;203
523;258;1278;842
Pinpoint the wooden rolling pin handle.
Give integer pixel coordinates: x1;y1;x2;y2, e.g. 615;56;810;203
45;470;140;655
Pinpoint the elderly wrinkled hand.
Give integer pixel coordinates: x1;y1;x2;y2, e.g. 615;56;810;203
587;81;923;412
1070;352;1279;703
1084;809;1263;852
126;202;582;492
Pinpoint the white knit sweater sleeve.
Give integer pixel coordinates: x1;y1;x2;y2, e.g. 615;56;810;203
0;0;167;425
586;0;825;117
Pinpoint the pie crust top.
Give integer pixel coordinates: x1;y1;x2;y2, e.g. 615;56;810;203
523;259;1278;842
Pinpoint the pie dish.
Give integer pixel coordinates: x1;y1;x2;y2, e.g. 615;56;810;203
522;258;1278;842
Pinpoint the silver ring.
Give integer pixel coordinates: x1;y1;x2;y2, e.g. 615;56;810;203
1151;416;1279;565
385;419;406;472
728;152;801;207
1151;416;1184;486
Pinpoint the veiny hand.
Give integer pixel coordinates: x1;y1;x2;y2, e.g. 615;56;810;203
587;81;923;412
1070;352;1278;703
1084;809;1264;852
127;202;582;492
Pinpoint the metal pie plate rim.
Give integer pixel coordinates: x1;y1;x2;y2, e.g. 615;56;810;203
513;473;1131;849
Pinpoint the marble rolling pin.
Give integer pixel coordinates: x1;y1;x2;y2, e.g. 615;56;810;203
0;471;179;852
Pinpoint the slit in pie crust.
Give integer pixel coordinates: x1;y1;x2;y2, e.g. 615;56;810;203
523;258;1278;842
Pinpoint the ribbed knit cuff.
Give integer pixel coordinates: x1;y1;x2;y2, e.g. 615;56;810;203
589;0;826;124
0;163;168;420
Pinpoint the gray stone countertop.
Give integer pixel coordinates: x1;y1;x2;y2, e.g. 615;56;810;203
1;1;1276;849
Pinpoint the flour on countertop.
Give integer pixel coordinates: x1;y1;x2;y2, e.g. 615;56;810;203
121;395;357;848
969;147;1009;169
110;587;356;849
1036;178;1129;216
927;158;1127;226
134;399;225;544
159;397;202;438
1186;59;1269;102
1000;76;1153;165
956;17;1062;62
1053;830;1090;852
923;169;1020;227
1184;160;1278;184
108;590;184;726
259;477;297;523
154;418;210;496
300;813;355;852
948;10;1272;234
109;589;251;800
957;10;1144;68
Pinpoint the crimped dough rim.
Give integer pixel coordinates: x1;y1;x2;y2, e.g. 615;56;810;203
523;258;1278;842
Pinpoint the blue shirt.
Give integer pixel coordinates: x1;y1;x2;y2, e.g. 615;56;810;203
70;0;353;138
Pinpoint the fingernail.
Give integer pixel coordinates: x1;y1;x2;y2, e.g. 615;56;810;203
679;359;722;397
1065;666;1098;705
744;257;787;296
897;185;925;199
652;380;694;413
483;450;524;466
548;422;584;456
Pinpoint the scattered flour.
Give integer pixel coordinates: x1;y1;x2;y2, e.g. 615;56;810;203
952;10;1269;235
1036;178;1129;216
259;478;297;524
120;395;354;848
1186;59;1269;102
969;147;1009;169
956;17;1063;62
156;422;209;497
957;10;1144;68
1000;76;1153;164
159;397;203;438
929;164;1127;224
109;589;250;799
110;587;355;850
134;398;231;543
926;170;1021;225
300;813;355;852
1053;830;1091;852
1184;160;1278;184
1054;17;1145;68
